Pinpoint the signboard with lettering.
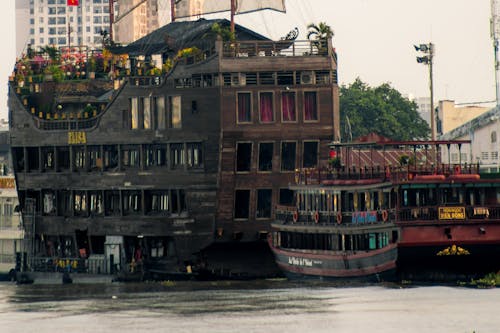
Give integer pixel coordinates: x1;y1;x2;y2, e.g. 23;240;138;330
438;207;465;220
68;131;87;145
0;177;15;189
352;211;378;224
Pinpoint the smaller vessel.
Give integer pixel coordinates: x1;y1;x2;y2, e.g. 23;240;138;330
269;140;399;281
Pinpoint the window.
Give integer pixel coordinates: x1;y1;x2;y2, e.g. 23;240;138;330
492;152;499;160
259;92;274;123
492;131;497;143
43;191;56;215
146;190;170;214
281;91;296;122
256;189;272;218
145;145;167;167
73;146;86;170
279;189;294;205
89;191;103;215
304;91;318;121
154;96;166;129
123;190;141;215
187;143;203;168
234;190;250;219
42;147;54;172
103;145;118;171
481;152;489;160
170;143;185;169
236;142;252;172
88;146;102;170
130;97;139;129
281;142;296;171
105;190;120;216
74;191;88;216
122;146;140;168
143;97;151;129
258;142;273;172
303;141;319;168
169;96;182;128
56;146;70;171
237;92;251;123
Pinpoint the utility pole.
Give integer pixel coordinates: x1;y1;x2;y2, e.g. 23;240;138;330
415;43;435;140
491;0;500;105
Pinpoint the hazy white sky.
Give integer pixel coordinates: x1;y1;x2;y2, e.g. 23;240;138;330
0;0;495;120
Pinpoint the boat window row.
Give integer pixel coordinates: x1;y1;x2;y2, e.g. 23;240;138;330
19;189;187;217
296;189;394;213
276;231;391;252
11;142;203;173
237;90;319;124
172;70;336;89
236;140;319;173
124;95;181;130
400;187;500;207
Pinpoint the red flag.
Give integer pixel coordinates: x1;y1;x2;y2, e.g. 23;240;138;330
67;0;79;6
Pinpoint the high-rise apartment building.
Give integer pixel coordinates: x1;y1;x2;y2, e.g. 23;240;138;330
15;0;170;55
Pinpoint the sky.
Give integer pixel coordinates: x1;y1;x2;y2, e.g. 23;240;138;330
0;0;495;120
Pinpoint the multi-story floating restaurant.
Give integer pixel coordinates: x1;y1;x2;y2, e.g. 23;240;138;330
8;18;339;277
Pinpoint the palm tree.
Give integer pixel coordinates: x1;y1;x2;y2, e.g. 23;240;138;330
307;22;334;54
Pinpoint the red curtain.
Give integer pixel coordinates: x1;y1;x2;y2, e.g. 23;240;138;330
282;92;295;121
304;91;317;120
238;93;251;122
67;0;79;6
260;93;273;122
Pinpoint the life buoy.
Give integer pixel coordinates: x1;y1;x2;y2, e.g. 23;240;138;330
336;211;342;224
382;210;388;222
292;210;298;223
454;165;461;175
385;166;391;179
313;211;319;223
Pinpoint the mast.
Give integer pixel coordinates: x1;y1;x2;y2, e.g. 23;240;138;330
230;0;236;33
171;0;175;22
492;0;500;105
109;0;114;42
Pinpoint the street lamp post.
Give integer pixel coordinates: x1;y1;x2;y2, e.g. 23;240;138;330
415;43;435;140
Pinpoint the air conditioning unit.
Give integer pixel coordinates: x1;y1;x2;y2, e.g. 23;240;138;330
300;71;315;85
231;73;246;86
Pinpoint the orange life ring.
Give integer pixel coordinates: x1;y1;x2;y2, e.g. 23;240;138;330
382;210;388;222
314;211;319;223
292;210;298;223
336;211;342;224
454;165;461;175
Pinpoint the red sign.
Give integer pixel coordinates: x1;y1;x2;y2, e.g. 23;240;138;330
67;0;79;6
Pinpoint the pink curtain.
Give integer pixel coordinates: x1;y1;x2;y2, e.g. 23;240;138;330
304;91;317;120
282;92;295;121
238;93;251;122
260;93;273;122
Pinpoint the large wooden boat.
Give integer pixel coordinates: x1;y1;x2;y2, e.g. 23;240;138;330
8;17;339;278
269;135;500;280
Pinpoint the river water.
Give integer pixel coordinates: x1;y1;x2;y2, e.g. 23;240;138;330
0;280;498;333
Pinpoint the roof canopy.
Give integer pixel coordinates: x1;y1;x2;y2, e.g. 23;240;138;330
111;18;270;57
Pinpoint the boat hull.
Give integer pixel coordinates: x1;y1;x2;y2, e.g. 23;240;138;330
268;237;398;281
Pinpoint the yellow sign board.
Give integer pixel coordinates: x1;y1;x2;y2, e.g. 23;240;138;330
68;131;87;145
438;206;465;220
0;177;15;189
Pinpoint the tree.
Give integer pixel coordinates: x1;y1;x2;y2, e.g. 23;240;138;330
307;22;334;54
340;78;430;142
307;22;334;40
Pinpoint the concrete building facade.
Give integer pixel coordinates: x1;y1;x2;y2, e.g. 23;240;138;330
437;100;490;136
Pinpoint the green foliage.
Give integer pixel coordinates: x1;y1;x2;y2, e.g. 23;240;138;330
307;22;334;40
44;64;65;82
210;23;235;42
340;78;430;142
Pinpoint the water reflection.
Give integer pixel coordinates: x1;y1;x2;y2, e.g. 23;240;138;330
0;281;499;333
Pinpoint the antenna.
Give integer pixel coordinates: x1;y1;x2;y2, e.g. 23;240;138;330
491;0;500;105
